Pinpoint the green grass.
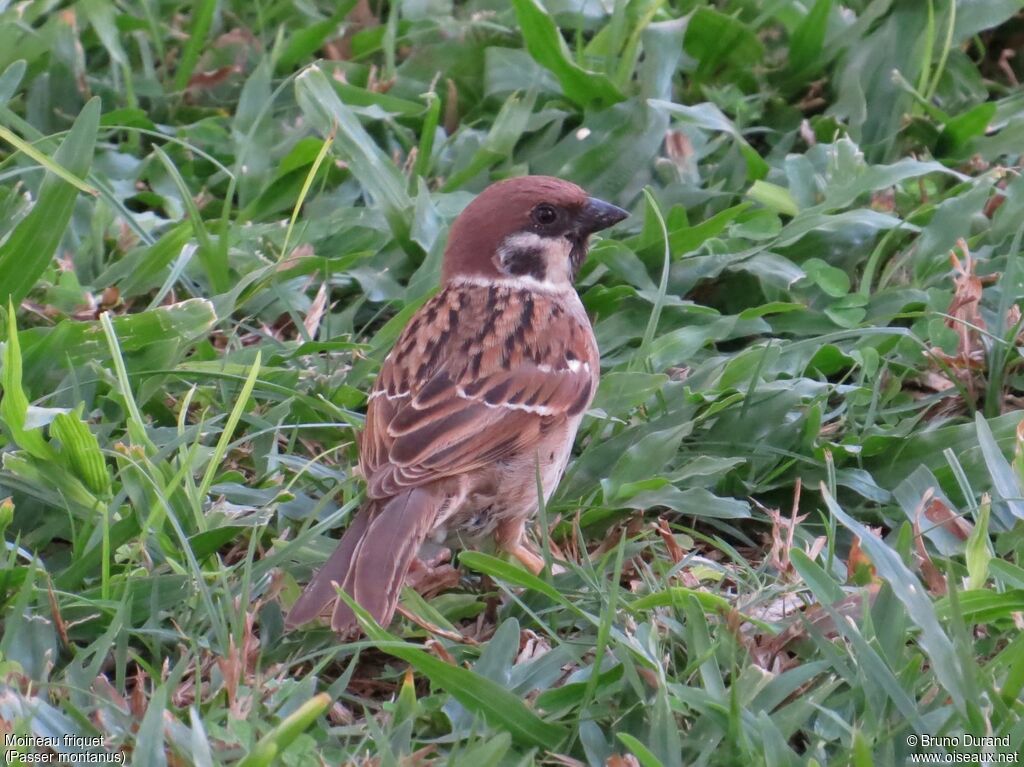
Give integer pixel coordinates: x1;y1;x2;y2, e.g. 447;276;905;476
1;0;1024;764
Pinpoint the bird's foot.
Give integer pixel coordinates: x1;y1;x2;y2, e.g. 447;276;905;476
406;549;460;596
509;543;565;575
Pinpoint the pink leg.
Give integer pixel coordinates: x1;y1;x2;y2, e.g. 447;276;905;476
495;517;549;575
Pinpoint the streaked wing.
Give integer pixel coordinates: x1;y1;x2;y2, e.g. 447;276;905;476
360;283;597;498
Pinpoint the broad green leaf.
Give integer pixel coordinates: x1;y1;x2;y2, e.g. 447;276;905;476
512;0;624;110
974;413;1024;525
237;694;332;767
1;299;55;461
788;0;832;74
172;0;217;91
821;486;968;713
374;643;564;748
0;98;99;304
748;180;800;217
294;66;413;242
684;7;763;82
21;299;217;377
459;551;573;609
51;405;110;496
617;732;666;767
964;496;992;590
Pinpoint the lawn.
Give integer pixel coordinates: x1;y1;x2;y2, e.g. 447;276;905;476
2;0;1024;765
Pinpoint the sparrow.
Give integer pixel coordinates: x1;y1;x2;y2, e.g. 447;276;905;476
286;175;628;632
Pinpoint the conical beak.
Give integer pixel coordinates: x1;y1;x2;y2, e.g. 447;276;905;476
576;196;629;236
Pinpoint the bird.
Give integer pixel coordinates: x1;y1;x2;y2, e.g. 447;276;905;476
286;175;628;633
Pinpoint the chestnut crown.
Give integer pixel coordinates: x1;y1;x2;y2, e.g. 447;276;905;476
441;176;628;286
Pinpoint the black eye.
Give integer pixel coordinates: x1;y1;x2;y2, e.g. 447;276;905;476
532;204;558;227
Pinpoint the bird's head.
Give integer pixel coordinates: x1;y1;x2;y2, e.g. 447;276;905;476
441;175;628;289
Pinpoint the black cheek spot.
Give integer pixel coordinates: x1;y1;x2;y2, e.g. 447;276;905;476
549;451;555;460
503;245;547;281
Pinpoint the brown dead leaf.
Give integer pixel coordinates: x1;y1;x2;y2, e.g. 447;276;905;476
547;756;587;767
912;516;948;596
100;286;121;310
395;605;479;645
847;535;876;583
214;610;261;719
655;517;685;563
797;78;827;112
607;756;642;767
444;78;459;135
664;130;694;171
920;490;973;541
277;243;315;273
424;639;456;665
911;488;953;595
303;281;329;340
187;64;242;91
46;578;70;648
998;48;1020;86
870;188;895;212
217;637;242;713
636;665;661;690
366;64;395;94
925;239;999;402
92;675;130;714
129;666;148;721
516;629;551;665
765;583;881;659
323;0;378;61
328;701;354;726
985;184;1008;218
758;480;807;578
799;118;816;147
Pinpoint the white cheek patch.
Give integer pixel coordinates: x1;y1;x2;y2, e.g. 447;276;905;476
496;231;573;288
497;232;546;263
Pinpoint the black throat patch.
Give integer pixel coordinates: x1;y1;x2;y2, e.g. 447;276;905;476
501;243;547;281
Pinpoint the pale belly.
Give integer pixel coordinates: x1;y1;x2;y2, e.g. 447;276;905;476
429;413;583;543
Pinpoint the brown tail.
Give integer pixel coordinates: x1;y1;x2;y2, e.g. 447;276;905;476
286;486;442;633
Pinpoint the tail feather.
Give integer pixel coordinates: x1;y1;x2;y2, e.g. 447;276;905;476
287;487;442;633
332;486;441;632
285;503;376;629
